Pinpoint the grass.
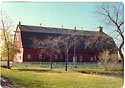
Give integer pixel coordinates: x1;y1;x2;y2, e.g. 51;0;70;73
1;66;123;88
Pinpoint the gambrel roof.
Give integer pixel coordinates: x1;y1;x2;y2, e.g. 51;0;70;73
18;25;118;51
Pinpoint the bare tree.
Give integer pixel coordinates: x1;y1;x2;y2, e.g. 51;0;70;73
54;35;76;71
96;3;124;62
31;36;61;69
45;29;82;71
31;28;82;71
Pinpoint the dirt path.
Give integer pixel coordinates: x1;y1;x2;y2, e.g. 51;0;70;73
1;76;16;88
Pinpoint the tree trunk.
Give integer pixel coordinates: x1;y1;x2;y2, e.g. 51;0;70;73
50;55;53;69
119;39;124;62
65;57;67;71
7;59;10;69
118;28;124;63
65;51;68;71
7;47;10;69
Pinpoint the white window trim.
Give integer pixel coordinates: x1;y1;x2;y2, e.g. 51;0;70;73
28;54;31;59
55;55;58;59
91;57;93;61
73;56;77;62
80;56;83;61
60;55;63;59
95;56;96;61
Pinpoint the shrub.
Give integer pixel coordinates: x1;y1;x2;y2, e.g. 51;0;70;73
98;51;123;71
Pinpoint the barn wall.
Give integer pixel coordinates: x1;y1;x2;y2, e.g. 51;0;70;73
14;26;24;62
14;48;24;62
23;48;102;62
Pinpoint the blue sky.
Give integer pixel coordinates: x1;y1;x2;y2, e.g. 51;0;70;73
1;2;123;35
1;2;103;31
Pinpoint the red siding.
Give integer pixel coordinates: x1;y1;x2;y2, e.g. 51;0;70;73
23;48;101;62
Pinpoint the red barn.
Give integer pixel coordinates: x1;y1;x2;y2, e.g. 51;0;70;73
14;22;117;62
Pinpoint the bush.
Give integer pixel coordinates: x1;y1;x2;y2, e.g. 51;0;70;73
104;63;123;71
98;51;123;71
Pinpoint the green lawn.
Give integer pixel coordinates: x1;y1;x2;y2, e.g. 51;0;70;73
1;66;123;88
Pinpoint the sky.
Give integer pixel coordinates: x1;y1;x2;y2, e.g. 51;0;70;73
1;2;112;31
0;2;124;42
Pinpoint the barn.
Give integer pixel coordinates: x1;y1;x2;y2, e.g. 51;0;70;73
14;22;117;62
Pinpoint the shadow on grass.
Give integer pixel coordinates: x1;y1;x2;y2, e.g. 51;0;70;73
77;70;123;78
18;69;62;73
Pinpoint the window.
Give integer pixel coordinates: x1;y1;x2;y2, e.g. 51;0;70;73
28;54;31;59
39;54;42;59
55;55;58;59
80;56;83;61
73;56;77;62
91;57;93;61
95;56;96;61
60;55;63;59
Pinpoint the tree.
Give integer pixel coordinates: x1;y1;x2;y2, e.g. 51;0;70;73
96;3;124;62
45;28;82;71
1;38;19;61
98;50;123;71
0;11;19;69
31;36;61;69
31;27;82;71
53;34;79;71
